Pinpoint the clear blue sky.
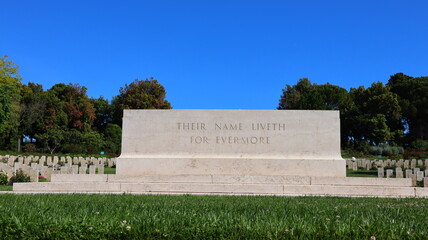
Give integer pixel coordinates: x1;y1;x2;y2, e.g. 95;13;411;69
1;1;427;109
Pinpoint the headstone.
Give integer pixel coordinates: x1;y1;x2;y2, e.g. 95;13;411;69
7;156;15;166
73;157;79;165
79;157;86;165
396;159;403;168
403;160;409;169
395;168;403;178
89;165;96;174
386;169;393;178
365;160;372;170
346;160;352;169
60;156;66;163
71;165;78;174
411;159;416;169
425;159;428;168
377;168;384;178
409;174;417;186
417;160;423;167
97;164;104;174
79;165;87;174
352;162;358;171
47;156;53;166
424;177;428;188
24;156;31;165
405;169;413;178
39;156;46;166
53;156;59;165
60;166;71;174
416;171;424;181
18;157;24;164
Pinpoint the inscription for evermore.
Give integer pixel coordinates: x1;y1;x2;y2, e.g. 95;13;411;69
176;122;285;145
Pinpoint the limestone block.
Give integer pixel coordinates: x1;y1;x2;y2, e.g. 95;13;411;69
117;110;345;177
51;174;108;182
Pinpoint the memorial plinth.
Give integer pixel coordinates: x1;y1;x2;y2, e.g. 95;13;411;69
117;110;346;177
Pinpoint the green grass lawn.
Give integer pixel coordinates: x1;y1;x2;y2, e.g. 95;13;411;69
346;169;377;178
0;185;12;191
0;194;427;239
104;167;116;174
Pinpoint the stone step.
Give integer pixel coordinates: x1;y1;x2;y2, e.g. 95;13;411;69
13;181;428;197
49;174;413;187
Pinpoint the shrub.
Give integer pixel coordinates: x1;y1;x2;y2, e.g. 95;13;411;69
23;143;37;153
9;169;30;185
0;171;8;185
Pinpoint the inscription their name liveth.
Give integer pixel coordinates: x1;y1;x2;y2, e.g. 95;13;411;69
176;122;285;145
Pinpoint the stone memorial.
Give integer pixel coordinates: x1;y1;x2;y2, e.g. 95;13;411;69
117;110;345;177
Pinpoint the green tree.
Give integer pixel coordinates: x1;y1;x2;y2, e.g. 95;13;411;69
103;123;122;154
90;96;113;132
0;56;22;150
112;78;172;125
278;78;353;147
387;73;428;141
19;82;47;151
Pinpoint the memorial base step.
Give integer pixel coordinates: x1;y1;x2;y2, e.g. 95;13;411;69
12;174;428;198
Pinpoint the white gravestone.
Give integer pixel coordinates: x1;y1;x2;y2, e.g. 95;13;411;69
117;110;345;177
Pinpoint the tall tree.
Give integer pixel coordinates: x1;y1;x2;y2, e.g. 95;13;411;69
387;73;428;141
112;78;172;125
0;56;22;150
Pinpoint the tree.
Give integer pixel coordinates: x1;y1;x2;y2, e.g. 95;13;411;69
387;73;428;141
112;78;172;125
278;78;353;147
103;123;122;154
0;56;22;150
90;96;113;132
19;83;47;148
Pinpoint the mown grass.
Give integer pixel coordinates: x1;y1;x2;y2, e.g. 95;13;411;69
346;169;377;178
0;185;12;191
0;194;427;239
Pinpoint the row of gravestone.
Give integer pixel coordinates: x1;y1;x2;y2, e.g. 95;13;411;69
0;155;116;183
346;159;428;171
0;155;116;168
377;167;428;187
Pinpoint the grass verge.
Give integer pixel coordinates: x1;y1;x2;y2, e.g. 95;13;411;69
0;194;427;239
